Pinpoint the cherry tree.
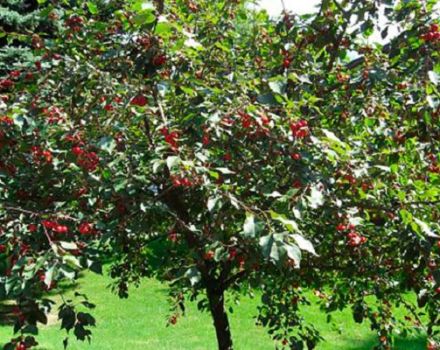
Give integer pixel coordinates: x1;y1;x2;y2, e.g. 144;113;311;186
0;0;439;349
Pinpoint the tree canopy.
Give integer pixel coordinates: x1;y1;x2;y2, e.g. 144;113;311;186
0;0;439;349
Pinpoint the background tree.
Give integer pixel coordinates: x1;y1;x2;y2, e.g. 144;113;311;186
0;1;439;350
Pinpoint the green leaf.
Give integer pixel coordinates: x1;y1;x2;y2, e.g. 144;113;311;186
134;11;156;26
185;267;201;286
428;71;439;85
97;136;116;154
268;79;286;95
86;2;98;14
270;211;300;232
59;241;78;250
242;213;257;238
207;197;220;212
155;22;173;36
166;156;180;170
292;234;317;256
44;265;55;287
307;186;324;209
413;218;438;238
285;244;301;268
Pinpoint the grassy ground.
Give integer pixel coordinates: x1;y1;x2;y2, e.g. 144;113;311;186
0;271;426;350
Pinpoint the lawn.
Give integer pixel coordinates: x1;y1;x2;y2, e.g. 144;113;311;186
0;271;426;350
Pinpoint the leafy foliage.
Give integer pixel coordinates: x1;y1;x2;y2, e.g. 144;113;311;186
0;0;439;349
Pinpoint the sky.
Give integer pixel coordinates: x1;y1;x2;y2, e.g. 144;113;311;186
257;0;395;43
258;0;319;16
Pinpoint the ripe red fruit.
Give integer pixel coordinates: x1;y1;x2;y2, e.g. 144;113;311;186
42;150;53;163
283;58;291;69
203;250;215;260
54;225;68;234
42;220;56;229
336;224;347;231
202;134;210;145
292;180;302;189
260;114;270;125
169;315;178;325
228;248;238;260
78;222;93;235
71;146;83;156
130;94;148;107
104;103;114;111
16;342;27;350
168;230;178;242
290;120;309;138
427;341;438;350
291;153;301;160
10;70;21;78
152;54;167;66
0;79;14;89
28;224;38;232
0;244;6;253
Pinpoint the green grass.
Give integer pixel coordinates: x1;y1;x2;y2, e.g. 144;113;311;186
0;271;426;349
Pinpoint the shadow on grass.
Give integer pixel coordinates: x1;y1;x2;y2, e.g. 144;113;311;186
330;334;426;350
0;275;82;327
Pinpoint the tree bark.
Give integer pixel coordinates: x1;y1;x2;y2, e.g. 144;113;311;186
207;286;233;350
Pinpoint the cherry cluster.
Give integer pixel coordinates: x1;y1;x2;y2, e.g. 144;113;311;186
130;94;148;107
65;15;84;32
161;127;179;151
421;24;440;42
30;146;53;164
71;146;99;172
289;119;309;138
170;174;193;187
336;223;367;247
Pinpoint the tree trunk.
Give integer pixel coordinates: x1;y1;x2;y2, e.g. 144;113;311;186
207;286;233;350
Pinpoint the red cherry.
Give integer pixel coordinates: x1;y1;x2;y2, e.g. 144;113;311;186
283;58;291;68
291;153;301;160
336;224;346;231
428;260;437;269
203;250;215;260
16;342;27;350
181;178;192;187
28;224;38;232
0;244;6;254
228;248;238;260
202;134;210;145
152;54;167;66
42;150;52;163
430;23;439;32
72;146;83;156
42;220;56;229
9;70;21;78
260;114;270;125
54;225;68;234
130;94;148;107
78;222;93;235
292;180;302;189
